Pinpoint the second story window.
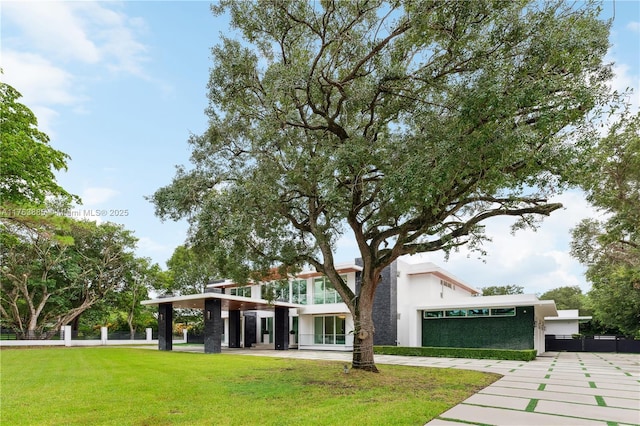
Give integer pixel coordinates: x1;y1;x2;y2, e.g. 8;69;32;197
229;286;252;298
313;276;344;304
260;282;289;302
291;279;307;304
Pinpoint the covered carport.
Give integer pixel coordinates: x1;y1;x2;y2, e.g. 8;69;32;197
141;293;302;354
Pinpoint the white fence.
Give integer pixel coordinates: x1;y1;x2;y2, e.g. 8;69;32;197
0;327;187;348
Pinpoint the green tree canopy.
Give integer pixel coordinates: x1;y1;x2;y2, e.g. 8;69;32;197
0;81;79;206
571;112;640;337
162;245;220;295
539;285;588;312
152;0;614;371
480;285;524;296
0;216;138;339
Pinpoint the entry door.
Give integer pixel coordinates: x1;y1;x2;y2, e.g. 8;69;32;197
244;312;257;348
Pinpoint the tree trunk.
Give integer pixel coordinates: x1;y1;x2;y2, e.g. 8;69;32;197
351;278;379;372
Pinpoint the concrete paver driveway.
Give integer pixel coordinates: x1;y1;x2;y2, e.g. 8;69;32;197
423;352;640;426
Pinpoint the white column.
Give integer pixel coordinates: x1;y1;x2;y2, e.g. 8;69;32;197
146;328;153;341
183;328;188;343
64;325;72;347
101;327;108;345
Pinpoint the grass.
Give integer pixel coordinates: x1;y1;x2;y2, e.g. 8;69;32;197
0;347;500;425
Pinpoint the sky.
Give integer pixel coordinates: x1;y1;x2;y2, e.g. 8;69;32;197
2;1;639;296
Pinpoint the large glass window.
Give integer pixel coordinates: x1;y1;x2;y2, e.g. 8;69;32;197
312;276;344;304
229;286;251;298
291;279;307;304
424;307;516;319
314;315;346;345
260;282;289;302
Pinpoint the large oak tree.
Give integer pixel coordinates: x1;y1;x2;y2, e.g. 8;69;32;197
152;0;614;371
571;112;640;337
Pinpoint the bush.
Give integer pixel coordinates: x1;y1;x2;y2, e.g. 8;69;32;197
374;346;537;361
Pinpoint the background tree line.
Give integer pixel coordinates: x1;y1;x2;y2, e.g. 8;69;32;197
0;80;167;339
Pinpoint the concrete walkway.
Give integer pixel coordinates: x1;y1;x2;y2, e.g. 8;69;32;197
212;348;640;426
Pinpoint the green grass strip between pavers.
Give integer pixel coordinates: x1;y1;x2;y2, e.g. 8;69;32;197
525;399;539;412
595;395;607;407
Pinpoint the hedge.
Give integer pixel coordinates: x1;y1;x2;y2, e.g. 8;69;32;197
373;346;537;361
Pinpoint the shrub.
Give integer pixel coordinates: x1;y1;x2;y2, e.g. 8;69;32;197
374;346;537;361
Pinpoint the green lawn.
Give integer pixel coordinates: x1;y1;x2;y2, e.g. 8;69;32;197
0;348;499;425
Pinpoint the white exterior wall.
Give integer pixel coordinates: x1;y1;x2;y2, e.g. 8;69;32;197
395;258;478;347
545;320;579;336
534;309;547;355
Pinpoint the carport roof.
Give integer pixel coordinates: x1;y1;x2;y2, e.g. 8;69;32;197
141;293;303;311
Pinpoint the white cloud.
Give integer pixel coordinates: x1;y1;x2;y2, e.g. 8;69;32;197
608;61;640;113
0;1;151;132
2;1;101;64
2;50;78;105
2;2;149;72
137;236;171;253
81;187;119;205
415;190;598;295
627;22;640;33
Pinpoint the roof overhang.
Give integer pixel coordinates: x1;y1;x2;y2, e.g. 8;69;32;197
296;263;363;279
545;316;593;322
416;294;558;317
406;269;480;295
141;293;303;311
205;263;363;288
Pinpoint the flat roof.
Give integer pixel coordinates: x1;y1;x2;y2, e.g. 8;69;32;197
417;294;558;317
141;293;303;311
206;262;363;288
397;257;481;295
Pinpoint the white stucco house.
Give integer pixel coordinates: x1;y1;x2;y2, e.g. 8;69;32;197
143;254;558;355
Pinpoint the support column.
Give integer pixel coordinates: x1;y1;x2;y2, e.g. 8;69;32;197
228;310;241;348
204;298;222;354
101;326;108;345
274;306;289;350
158;302;173;351
63;325;72;347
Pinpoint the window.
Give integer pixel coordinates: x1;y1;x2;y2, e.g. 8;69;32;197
491;307;516;316
314;315;346;345
440;279;456;290
312;276;344;304
229;286;251;298
424;307;517;319
260;282;289;302
467;308;490;317
291;279;307;304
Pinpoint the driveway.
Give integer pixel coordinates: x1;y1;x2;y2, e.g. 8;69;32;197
422;351;640;425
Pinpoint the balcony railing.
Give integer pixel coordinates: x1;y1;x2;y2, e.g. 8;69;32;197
298;334;353;346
